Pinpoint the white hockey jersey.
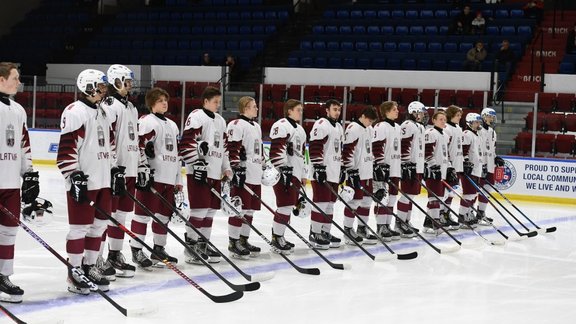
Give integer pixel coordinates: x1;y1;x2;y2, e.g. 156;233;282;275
57;99;113;190
269;117;308;180
445;121;464;173
180;108;231;180
309;117;343;183
424;126;450;179
342;121;373;180
101;95;139;177
462;129;483;178
400;119;425;174
138;113;182;186
372;119;402;178
478;123;497;173
0;98;33;189
226;116;263;185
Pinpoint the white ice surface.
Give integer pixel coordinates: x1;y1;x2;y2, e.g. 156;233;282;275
2;165;576;324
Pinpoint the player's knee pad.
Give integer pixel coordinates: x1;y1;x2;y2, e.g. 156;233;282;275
0;225;17;245
67;224;91;241
155;213;170;225
277;206;292;216
87;218;108;237
113;210;128;224
189;208;208;219
132;214;150;225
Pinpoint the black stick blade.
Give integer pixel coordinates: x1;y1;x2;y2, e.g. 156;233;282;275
299;267;321;275
522;231;538;237
242;282;261;292
211;291;244;303
397;251;418;260
546;227;557;233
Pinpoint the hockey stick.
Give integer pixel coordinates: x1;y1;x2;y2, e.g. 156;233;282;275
209;187;320;275
123;190;260;292
358;186;458;254
484;181;557;234
299;185;392;262
242;184;350;270
441;180;510;240
420;180;505;246
387;181;462;252
89;201;244;303
463;175;538;238
0;203;140;316
0;304;26;324
324;184;418;260
149;187;275;282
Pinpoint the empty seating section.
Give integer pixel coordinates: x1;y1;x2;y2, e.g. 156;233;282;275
291;3;536;70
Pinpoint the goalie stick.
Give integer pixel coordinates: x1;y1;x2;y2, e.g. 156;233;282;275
149;187;275;282
209;187;321;275
484;182;557;234
123;190;260;292
0;304;26;324
89;201;244;303
463;175;538;238
242;184;350;270
324;184;418;260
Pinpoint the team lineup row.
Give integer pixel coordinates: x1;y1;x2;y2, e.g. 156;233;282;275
0;62;502;304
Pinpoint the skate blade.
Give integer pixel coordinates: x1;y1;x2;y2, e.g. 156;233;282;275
230;253;250;260
0;292;22;303
115;270;135;278
67;286;90;295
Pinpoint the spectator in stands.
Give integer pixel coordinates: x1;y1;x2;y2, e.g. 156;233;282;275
471;11;486;35
202;52;214;66
495;40;517;96
567;23;576;54
464;41;487;71
451;5;474;35
523;0;544;21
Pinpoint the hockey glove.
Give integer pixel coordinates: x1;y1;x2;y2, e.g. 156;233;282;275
239;146;247;161
339;168;346;184
463;159;474;176
191;160;208;183
373;181;387;202
446;167;458;183
424;164;442;180
198;141;209;156
231;166;246;188
286;142;294;156
144;141;155;158
69;171;88;203
279;166;293;189
111;166;126;196
494;156;505;167
136;165;154;191
313;164;327;184
21;171;40;204
481;164;488;179
373;164;390;182
346;169;361;189
401;162;416;180
291;196;310;218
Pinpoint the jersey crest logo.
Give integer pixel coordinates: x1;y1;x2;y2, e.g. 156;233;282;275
166;132;174;151
393;138;399;151
6;124;15;147
128;121;135;141
214;133;220;148
334;138;340;153
295;138;302;153
254;139;260;155
365;139;371;153
442;144;447;157
419;138;423;150
97;125;105;147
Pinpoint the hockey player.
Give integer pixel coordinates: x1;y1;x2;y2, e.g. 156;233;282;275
441;105;464;230
459;113;484;227
58;69;120;294
309;99;345;249
268;99;307;254
98;64;138;278
180;86;231;264
226;96;263;259
129;87;182;268
341;106;378;245
0;62;39;302
422;111;450;234
372;101;402;241
396;101;426;237
476;107;502;225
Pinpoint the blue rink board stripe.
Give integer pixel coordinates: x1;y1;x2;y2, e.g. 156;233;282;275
10;215;576;315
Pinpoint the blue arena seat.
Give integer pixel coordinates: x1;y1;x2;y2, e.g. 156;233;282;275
559;62;575;74
372;58;387;69
413;42;427;52
353;26;366;34
398;42;412;52
510;9;524;18
384;42;397;51
425;26;438;34
328;57;342;68
418;59;432;70
444;42;458;52
369;41;382;51
337;10;349;19
313;25;324;34
501;26;516;36
420;10;434;19
340;26;352;34
378;10;390;18
356;41;368;51
410;26;424;34
436;10;448;18
518;25;532;36
314;57;327;68
486;26;500;35
351;10;363;19
313;41;326;50
327;41;339;50
403;58;416;70
300;41;312;50
343;57;356;68
387;58;401;69
495;9;509;19
357;57;371;69
381;26;394;35
391;10;404;18
367;26;380;35
325;25;338;34
406;10;418;19
364;10;377;18
341;41;354;50
428;42;442;52
396;26;409;35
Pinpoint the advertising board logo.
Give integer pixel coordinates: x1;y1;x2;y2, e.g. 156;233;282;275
494;160;516;190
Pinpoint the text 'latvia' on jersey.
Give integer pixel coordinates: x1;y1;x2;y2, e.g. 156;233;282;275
0;99;33;189
180;109;231;180
309;118;343;183
400;120;425;174
342;121;373;180
101;96;139;177
269;118;307;180
424;127;450;179
227;117;263;185
372;120;402;178
57;100;113;191
445;122;464;173
139;113;181;186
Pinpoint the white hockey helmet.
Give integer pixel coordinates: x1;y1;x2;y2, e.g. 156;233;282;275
407;101;426;114
481;107;497;126
466;112;482;129
291;196;311;218
261;164;280;186
77;69;107;96
107;64;134;91
339;185;355;204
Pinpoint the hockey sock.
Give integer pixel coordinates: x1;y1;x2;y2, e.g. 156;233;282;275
240;213;253;237
130;214;150;249
273;210;290;236
152;214;170;246
107;210;127;251
228;216;242;240
85;218;108;265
